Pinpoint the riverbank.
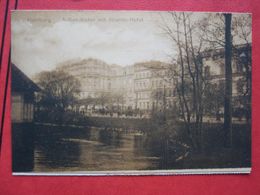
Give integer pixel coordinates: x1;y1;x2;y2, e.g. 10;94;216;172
86;116;150;130
34;111;251;169
12;121;251;172
35;114;151;131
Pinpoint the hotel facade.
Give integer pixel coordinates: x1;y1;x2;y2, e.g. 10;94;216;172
57;44;251;113
57;58;175;111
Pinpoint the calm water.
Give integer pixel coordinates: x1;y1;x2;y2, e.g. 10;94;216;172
13;124;168;172
12;122;251;172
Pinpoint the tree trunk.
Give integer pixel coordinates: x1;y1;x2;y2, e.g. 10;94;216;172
223;14;233;147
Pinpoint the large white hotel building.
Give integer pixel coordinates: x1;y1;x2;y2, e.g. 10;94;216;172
56;43;251;111
57;58;175;111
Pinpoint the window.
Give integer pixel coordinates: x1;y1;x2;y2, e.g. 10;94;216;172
23;104;28;121
236;62;244;73
12;94;23;122
167;89;171;97
160;80;163;87
205;66;210;77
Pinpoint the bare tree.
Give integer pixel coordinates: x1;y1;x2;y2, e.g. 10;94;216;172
96;92;111;107
202;13;252;146
201;13;252;102
111;92;125;111
160;12;208;150
36;70;81;112
232;15;252;123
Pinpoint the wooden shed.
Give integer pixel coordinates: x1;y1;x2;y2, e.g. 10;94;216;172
11;63;40;123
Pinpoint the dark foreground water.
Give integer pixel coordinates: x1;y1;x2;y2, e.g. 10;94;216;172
13;124;169;172
12;122;251;172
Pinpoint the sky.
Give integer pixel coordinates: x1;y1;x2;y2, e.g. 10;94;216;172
11;11;175;77
11;11;251;78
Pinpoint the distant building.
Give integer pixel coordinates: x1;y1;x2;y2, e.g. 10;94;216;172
118;65;135;109
57;58;114;99
58;58;135;109
57;43;251;114
133;61;175;111
202;43;251;104
58;59;177;112
11;63;40;123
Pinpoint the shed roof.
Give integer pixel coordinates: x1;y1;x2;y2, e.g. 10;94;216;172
11;63;40;93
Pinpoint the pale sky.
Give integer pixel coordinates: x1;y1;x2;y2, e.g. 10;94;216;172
11;11;175;77
11;11;251;78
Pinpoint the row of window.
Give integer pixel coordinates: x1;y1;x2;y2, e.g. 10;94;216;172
135;71;151;79
135;80;149;89
135;70;168;79
204;60;246;77
151;79;164;88
23;103;34;122
153;89;177;98
137;100;175;110
137;92;150;99
135;79;171;90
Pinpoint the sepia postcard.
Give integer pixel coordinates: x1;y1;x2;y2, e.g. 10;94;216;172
11;10;251;175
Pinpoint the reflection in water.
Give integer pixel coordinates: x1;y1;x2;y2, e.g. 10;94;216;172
12;123;35;172
99;129;122;147
13;124;168;172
